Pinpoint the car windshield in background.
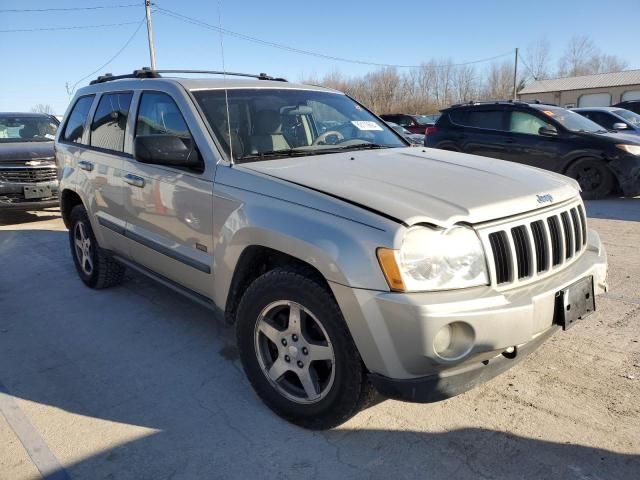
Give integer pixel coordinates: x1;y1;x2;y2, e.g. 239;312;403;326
532;106;605;133
614;109;640;127
193;88;405;162
416;114;439;125
0;116;58;143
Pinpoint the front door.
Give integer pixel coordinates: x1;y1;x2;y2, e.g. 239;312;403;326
502;110;560;171
122;91;214;297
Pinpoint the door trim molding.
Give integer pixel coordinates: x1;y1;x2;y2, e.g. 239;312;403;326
98;217;211;274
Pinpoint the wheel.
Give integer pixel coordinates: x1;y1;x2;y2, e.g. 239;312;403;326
235;267;372;429
566;158;615;200
68;205;125;289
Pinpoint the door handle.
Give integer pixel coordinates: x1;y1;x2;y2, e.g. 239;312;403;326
77;160;94;172
123;174;145;188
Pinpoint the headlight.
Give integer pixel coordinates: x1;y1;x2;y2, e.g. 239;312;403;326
616;144;640;156
377;225;489;292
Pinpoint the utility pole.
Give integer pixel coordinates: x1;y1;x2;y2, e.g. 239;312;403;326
144;0;156;70
512;47;519;101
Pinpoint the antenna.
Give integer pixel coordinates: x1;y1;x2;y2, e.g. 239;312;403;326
217;0;234;164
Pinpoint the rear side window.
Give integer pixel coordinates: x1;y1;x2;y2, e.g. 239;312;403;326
63;95;94;143
90;92;133;152
136;92;190;138
465;110;504;130
581;111;616;129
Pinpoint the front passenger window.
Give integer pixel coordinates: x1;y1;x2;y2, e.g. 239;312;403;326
510;112;551;135
136;92;190;137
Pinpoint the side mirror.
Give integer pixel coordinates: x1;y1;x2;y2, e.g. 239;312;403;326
612;122;627;130
539;125;558;137
134;135;202;169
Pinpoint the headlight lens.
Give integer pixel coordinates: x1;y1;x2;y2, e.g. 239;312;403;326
616;144;640;156
377;225;489;292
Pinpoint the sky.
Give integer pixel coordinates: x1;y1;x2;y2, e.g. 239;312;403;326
1;0;638;115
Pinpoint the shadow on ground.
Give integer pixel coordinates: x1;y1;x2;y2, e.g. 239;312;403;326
585;197;640;222
0;229;638;480
0;207;60;226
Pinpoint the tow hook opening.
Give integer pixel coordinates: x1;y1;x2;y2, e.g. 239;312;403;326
502;346;518;359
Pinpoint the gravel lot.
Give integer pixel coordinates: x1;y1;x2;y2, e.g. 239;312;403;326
0;200;639;480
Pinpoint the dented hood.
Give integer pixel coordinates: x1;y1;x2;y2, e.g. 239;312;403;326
240;147;580;227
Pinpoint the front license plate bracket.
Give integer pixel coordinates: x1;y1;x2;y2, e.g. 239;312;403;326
554;275;595;330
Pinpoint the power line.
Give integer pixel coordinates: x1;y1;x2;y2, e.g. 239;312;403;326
0;20;141;33
0;3;140;13
155;6;513;69
68;18;147;94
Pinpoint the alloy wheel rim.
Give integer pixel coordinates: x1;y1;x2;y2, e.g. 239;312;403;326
254;300;335;404
74;222;94;276
577;166;601;191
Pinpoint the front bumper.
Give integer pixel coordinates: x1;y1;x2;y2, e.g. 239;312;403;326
0;180;59;209
331;229;607;400
609;155;640;197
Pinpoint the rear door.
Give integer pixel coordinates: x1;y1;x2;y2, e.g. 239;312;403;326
121;90;214;296
63;92;132;255
449;108;511;159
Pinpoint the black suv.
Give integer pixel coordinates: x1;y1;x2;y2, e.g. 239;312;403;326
425;101;640;199
613;100;640;115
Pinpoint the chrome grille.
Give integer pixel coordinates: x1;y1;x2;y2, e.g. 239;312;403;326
481;201;588;288
0;167;57;183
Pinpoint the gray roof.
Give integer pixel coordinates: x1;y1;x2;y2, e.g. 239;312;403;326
519;69;640;94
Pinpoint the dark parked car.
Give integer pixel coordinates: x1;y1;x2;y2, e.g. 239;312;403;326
0;113;60;209
425;101;640;199
385;121;424;145
380;113;439;134
573;107;640;136
613;100;640;115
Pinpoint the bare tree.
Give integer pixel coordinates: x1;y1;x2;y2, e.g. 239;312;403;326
483;60;514;100
558;35;628;76
301;35;629;114
524;38;552;80
31;104;55;115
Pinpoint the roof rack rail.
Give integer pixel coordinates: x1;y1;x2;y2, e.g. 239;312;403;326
448;99;530;108
90;67;287;85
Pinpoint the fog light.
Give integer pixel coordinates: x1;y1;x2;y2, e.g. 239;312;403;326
433;322;475;360
433;324;453;353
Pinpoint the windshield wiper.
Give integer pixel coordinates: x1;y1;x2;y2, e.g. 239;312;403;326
236;149;311;163
307;143;395;154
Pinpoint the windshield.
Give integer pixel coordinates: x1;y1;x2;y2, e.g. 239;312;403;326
614;109;640;127
0;115;58;143
193;88;406;162
533;106;605;133
415;114;439;125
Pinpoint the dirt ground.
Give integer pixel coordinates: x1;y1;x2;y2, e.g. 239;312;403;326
0;200;638;480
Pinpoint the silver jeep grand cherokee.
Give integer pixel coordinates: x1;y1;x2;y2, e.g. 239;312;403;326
56;70;608;429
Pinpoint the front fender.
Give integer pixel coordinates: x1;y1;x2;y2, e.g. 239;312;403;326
211;182;396;310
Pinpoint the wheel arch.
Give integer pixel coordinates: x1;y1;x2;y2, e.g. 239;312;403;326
60;189;84;229
223;245;329;325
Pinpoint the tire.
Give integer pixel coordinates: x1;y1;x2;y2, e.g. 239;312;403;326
235;267;372;430
566;158;615;200
68;205;125;289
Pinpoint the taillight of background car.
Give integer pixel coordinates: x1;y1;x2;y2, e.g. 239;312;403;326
425;126;437;136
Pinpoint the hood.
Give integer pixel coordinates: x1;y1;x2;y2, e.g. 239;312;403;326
0;141;55;164
239;147;580;227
